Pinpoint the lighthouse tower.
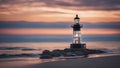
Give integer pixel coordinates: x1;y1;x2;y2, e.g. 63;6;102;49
70;14;86;49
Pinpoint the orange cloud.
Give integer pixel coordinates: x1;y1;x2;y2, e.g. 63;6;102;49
0;28;120;35
0;0;120;23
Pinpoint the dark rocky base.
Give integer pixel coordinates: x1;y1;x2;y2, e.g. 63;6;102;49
70;44;86;49
40;48;105;59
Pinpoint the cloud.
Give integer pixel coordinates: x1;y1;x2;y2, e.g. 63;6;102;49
0;21;120;29
0;21;70;28
0;34;120;42
74;0;120;10
83;22;120;29
0;0;120;22
0;0;120;11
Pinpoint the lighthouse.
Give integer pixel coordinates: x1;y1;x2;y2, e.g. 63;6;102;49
70;14;86;49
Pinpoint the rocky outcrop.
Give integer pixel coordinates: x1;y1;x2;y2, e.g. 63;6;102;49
40;48;104;59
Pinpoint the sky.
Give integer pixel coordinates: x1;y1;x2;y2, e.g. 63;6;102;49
0;0;120;42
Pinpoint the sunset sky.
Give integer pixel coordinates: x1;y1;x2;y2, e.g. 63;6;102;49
0;0;120;42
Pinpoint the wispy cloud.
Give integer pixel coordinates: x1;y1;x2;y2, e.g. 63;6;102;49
0;21;120;29
0;28;119;35
0;0;120;10
0;0;120;22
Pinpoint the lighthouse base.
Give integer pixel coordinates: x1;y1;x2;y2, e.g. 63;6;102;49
70;43;86;49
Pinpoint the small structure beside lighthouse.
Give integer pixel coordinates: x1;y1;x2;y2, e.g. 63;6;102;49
70;14;86;49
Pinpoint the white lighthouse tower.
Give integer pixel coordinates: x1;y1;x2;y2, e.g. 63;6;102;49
70;14;86;49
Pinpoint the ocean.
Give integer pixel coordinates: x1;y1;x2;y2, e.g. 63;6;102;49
0;32;119;68
0;33;120;67
0;41;119;58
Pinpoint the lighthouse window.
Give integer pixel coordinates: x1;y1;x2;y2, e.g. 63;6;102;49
75;34;79;37
75;19;79;23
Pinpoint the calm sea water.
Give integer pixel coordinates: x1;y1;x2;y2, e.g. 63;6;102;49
0;41;120;55
0;41;120;64
0;41;120;62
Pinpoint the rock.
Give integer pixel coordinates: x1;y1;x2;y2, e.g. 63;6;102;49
40;54;53;59
42;50;51;55
64;48;73;52
51;49;62;57
84;49;104;54
65;52;76;56
74;51;84;56
40;50;53;59
40;48;105;59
